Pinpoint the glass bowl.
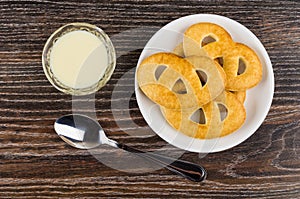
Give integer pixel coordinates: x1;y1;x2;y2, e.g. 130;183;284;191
42;22;116;95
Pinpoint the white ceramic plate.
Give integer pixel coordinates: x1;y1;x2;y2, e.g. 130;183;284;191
135;14;274;153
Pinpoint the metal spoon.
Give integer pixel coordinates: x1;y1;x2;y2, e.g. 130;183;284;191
54;114;207;182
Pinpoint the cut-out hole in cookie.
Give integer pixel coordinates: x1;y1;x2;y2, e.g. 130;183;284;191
155;65;167;80
218;103;228;121
237;58;246;75
214;57;224;67
172;78;187;94
201;36;216;47
190;108;206;124
196;70;207;86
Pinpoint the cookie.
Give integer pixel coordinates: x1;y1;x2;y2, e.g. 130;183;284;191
137;53;225;109
184;22;262;91
161;91;246;139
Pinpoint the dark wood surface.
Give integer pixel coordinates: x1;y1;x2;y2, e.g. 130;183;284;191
0;0;299;198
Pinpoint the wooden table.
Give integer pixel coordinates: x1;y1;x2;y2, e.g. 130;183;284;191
1;0;299;198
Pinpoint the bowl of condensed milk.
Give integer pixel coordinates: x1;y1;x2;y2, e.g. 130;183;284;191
42;23;116;95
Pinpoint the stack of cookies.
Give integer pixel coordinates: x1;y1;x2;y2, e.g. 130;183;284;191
137;23;262;139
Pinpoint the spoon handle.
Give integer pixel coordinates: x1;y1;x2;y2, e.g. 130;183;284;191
116;143;207;182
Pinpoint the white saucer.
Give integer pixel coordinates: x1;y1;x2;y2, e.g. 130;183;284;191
135;14;274;153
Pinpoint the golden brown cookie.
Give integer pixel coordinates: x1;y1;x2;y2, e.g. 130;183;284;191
161;91;246;139
184;22;262;91
137;53;225;109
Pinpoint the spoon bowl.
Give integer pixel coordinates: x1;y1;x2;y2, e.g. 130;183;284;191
55;114;102;149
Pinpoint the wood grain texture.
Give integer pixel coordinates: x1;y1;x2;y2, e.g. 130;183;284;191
0;0;299;198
